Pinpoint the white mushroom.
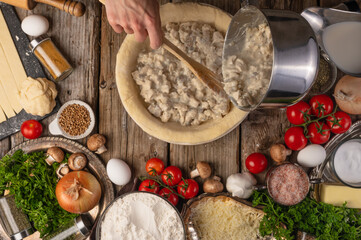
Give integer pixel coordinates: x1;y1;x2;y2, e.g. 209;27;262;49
87;134;107;154
68;153;87;171
46;147;65;165
56;163;70;178
190;161;212;179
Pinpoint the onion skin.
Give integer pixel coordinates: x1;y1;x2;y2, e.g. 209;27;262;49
56;171;102;214
334;75;361;114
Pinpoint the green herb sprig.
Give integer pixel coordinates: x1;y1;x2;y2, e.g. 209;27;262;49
0;150;77;237
251;191;361;240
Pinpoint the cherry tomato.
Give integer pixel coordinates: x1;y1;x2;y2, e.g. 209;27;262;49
161;166;182;186
326;111;352;134
21;120;43;139
245;153;268;174
145;158;165;176
138;179;160;193
284;127;307;150
307;122;331;144
177;179;199;199
286;101;311;125
309;94;334;117
159;188;179;206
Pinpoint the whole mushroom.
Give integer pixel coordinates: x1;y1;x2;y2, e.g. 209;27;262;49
270;144;292;164
68;153;87;171
190;161;212;179
87;134;107;154
46;147;64;165
56;163;70;178
203;176;224;193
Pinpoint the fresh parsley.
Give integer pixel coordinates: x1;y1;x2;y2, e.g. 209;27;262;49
252;190;361;240
0;150;77;237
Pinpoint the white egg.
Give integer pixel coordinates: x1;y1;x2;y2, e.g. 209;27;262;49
106;158;131;186
297;144;326;168
21;15;49;37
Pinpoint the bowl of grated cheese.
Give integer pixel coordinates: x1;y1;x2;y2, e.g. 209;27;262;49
96;191;186;240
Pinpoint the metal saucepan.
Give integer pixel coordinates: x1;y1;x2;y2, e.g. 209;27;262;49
223;5;319;110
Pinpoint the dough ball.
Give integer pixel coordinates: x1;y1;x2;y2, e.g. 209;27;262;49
20;77;58;116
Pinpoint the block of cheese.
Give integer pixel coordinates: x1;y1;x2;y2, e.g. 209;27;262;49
319;183;361;209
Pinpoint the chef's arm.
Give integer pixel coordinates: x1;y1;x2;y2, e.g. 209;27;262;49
105;0;163;49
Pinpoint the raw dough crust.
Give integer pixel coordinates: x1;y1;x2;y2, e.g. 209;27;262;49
0;9;27;122
116;3;248;144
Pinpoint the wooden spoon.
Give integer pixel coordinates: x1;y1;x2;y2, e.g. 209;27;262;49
162;38;227;97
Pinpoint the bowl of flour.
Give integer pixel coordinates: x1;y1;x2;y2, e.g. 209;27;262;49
96;191;186;240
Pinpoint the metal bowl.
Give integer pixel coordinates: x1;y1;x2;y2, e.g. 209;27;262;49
96;191;186;240
223;5;319;110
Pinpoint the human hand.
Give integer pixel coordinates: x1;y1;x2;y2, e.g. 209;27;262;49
105;0;163;49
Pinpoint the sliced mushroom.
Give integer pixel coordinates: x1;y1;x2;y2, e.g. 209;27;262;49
68;153;87;171
190;161;212;179
87;134;107;154
203;176;224;193
46;147;65;165
57;163;70;178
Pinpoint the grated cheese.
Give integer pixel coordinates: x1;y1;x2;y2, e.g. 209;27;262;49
188;196;266;240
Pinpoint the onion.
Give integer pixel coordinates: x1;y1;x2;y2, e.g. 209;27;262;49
56;171;102;214
334;75;361;114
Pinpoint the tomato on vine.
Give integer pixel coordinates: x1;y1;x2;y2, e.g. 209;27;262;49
161;166;182;186
145;158;165;176
286;101;311;125
138;179;160;193
284;127;307;150
177;179;199;199
159;188;179;206
307;122;331;144
309;94;334;117
326;111;352;134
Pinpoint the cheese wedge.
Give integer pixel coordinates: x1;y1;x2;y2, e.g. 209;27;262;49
320;183;361;209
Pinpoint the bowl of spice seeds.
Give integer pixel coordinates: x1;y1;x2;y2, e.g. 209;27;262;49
49;100;95;139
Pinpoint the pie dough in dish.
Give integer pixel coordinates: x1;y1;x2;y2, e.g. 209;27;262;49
116;3;248;145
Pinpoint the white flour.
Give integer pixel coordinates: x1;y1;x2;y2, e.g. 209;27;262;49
100;192;184;240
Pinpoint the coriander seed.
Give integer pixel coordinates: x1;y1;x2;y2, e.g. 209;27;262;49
58;104;91;136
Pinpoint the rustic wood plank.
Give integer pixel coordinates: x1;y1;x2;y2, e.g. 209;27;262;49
98;0;169;180
241;109;291;182
172;0;241;15
170;129;240;182
0;139;10;157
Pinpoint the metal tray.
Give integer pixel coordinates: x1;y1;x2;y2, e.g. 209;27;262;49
310;120;361;201
0;137;115;240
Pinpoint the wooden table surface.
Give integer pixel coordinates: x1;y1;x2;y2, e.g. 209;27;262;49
1;0;361;188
